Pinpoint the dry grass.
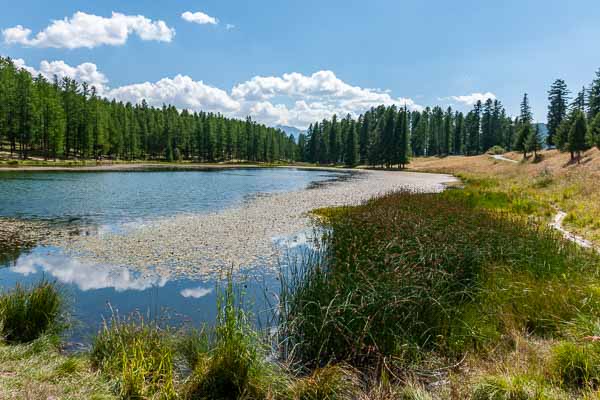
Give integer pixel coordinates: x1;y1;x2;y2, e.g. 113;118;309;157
0;336;115;399
409;148;600;244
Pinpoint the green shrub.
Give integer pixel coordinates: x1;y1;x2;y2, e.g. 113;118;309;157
550;342;600;389
487;145;507;155
0;280;64;343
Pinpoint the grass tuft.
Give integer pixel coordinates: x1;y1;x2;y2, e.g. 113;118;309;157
0;280;65;343
90;314;177;399
550;341;600;389
290;364;362;400
184;278;288;400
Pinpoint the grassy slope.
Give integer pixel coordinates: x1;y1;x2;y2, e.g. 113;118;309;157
410;148;600;245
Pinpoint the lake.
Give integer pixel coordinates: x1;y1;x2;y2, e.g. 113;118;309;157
0;168;346;343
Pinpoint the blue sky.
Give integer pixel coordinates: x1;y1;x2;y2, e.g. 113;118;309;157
1;0;599;129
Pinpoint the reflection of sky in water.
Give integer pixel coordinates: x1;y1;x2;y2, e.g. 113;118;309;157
0;244;287;343
0;169;335;342
10;247;168;292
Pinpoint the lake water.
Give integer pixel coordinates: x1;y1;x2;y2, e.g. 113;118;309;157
0;168;344;343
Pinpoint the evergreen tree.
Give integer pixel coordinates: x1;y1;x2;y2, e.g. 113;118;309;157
568;110;589;161
526;124;542;159
590;113;600;150
547;79;569;147
344;120;359;166
588;68;600;121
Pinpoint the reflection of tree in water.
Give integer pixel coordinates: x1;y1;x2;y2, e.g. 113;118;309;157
0;244;28;267
0;218;50;267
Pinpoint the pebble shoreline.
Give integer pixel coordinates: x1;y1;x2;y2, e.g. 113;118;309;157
45;170;456;280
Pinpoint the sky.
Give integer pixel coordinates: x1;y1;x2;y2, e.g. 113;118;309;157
1;0;599;129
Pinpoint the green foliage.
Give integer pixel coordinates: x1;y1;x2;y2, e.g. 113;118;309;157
0;280;64;343
568;110;590;159
290;364;362;400
472;375;546;400
90;315;177;399
547;79;570;147
550;342;600;389
487;145;507;155
0;56;297;163
184;279;288;400
590;113;600;150
281;189;598;372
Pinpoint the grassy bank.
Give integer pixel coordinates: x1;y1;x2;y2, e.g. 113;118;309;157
2;176;599;398
409;148;600;245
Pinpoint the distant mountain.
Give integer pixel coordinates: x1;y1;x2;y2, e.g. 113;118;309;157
275;125;306;139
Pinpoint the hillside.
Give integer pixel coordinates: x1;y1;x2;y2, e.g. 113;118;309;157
410;148;600;244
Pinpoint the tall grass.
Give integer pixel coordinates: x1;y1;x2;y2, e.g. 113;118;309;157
279;190;600;374
0;280;65;343
184;278;288;400
90;313;177;399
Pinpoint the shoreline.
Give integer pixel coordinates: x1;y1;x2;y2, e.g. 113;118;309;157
2;169;456;281
0;161;360;173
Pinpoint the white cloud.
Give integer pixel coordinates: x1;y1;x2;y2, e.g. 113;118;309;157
180;286;213;298
14;58;109;94
108;75;240;113
450;92;497;106
11;57;421;129
11;253;167;292
2;11;174;48
181;11;218;25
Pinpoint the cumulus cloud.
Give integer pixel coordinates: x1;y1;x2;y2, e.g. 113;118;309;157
11;253;167;292
231;70;421;128
108;75;241;113
180;286;213;299
14;58;109;94
450;92;497;106
2;11;174;48
12;57;421;129
181;11;218;25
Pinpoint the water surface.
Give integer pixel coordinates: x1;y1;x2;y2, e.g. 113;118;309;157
0;168;341;342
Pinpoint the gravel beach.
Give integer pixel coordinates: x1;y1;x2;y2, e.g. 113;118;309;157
47;169;456;280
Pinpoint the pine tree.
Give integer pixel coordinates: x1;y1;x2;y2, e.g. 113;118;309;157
568;110;589;161
547;79;569;147
397;107;410;168
480;98;494;151
590;113;600;150
588;68;600;121
526;124;542;159
344;120;359;166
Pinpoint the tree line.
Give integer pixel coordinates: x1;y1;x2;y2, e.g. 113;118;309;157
298;67;600;167
0;57;298;162
297;98;516;167
545;68;600;160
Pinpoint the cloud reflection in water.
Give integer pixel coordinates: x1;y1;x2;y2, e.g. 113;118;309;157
10;251;167;292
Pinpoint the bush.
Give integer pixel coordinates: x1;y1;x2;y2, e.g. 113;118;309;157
487;145;507;155
0;280;64;343
550;342;600;389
